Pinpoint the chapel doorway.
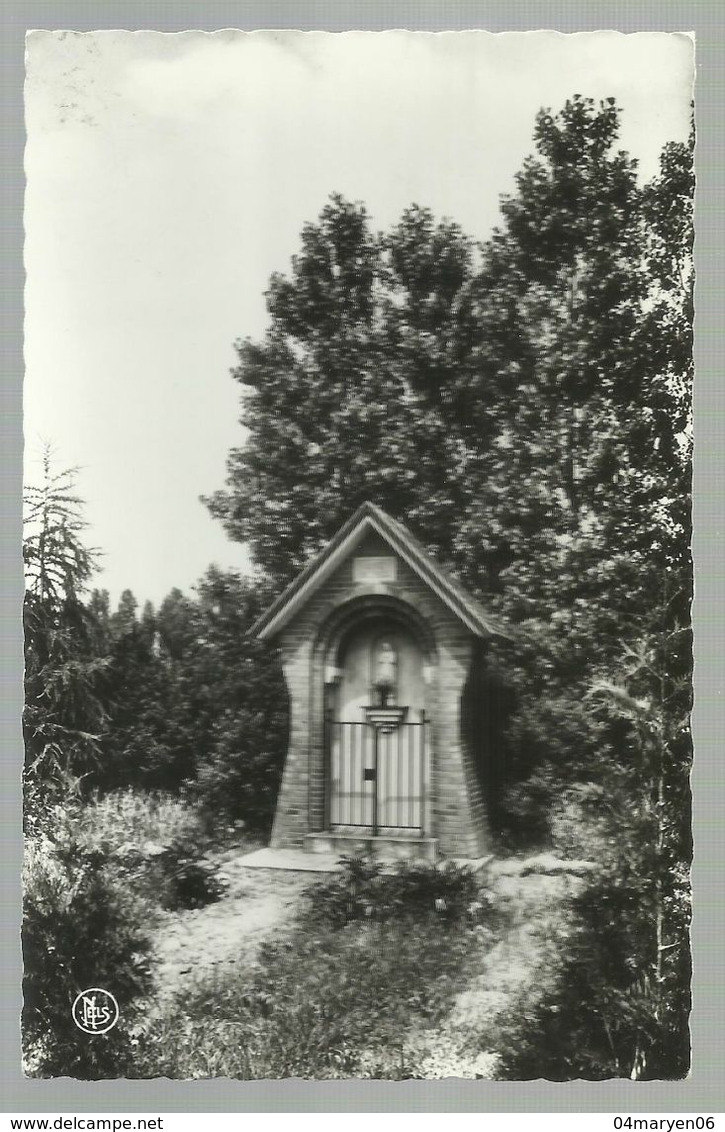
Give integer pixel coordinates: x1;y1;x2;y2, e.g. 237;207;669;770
326;620;429;834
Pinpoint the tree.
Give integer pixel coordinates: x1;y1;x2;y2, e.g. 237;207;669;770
209;100;691;625
206;97;693;1077
464;103;692;1078
110;588;139;638
23;827;153;1078
445;100;693;829
89;570;287;827
460;98;672;603
208;99;692;826
205;195;479;587
23;455;110;819
93;589;181;791
494;617;691;1081
189;567;288;832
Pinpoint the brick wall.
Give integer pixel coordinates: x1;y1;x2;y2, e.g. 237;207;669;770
270;534;491;857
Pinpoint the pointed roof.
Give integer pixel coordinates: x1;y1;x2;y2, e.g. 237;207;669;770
250;501;510;641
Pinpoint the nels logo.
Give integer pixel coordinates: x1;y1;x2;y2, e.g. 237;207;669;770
71;988;119;1035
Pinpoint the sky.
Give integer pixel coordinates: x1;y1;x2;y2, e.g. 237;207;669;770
23;30;693;609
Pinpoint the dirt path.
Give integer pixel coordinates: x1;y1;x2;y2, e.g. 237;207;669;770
151;849;587;1079
151;854;311;996
400;863;586;1078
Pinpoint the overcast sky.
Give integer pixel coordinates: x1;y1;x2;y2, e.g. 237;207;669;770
24;30;693;609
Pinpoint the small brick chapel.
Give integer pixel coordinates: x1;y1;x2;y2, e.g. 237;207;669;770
251;502;509;861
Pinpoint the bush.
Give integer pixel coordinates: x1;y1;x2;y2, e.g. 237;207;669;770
71;788;205;856
155;835;228;911
54;788;227;912
22;828;153;1078
303;856;484;929
492;863;691;1081
191;714;288;837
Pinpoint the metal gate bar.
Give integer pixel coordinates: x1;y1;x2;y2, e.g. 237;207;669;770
325;716;427;833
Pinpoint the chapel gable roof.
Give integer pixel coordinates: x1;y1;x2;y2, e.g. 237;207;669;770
250;501;510;641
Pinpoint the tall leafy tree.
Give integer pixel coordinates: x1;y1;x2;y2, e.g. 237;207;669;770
460;99;661;608
207;98;692;801
206;96;693;1076
445;100;694;816
208;96;692;747
205;195;479;586
460;100;693;1078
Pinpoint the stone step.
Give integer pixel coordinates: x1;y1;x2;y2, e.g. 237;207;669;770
304;830;439;862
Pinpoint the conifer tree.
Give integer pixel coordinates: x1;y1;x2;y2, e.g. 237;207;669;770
23;455;109;817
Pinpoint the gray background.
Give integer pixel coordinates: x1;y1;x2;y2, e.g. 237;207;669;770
2;0;722;1114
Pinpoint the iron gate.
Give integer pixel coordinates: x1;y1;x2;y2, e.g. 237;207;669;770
324;715;428;834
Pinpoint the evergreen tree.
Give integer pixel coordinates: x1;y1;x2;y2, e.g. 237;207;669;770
23;455;110;820
110;588;139;637
189;567;288;832
97;587;194;791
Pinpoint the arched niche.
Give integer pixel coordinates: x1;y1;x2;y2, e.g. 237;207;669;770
315;594;437;723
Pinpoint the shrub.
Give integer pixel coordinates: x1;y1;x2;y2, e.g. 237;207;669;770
53;789;227;913
303;856;484;929
492;863;691;1081
192;722;288;837
38;787;225;919
154;835;228;911
71;787;205;856
132;858;499;1079
22;828;153;1078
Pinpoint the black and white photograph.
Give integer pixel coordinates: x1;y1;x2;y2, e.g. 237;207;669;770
22;29;694;1081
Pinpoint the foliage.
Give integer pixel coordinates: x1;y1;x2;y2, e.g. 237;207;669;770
207;96;693;828
204;196;478;588
303;856;485;929
22;824;153;1079
56;788;228;912
23;456;111;827
154;835;228;912
464;98;692;827
88;586;197;791
70;788;206;858
493;856;690;1081
492;627;692;1080
91;569;288;832
180;569;288;830
134;869;491;1080
203;95;693;1079
24;455;98;606
208;96;691;614
21;98;693;1081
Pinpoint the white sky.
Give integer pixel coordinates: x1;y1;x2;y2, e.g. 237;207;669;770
24;30;693;609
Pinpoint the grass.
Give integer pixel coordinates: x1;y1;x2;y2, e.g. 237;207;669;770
135;919;481;1078
25;790;593;1080
133;860;498;1080
25;788;591;1080
25;783;628;1079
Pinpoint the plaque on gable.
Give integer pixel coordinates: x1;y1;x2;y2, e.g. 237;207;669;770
353;556;397;584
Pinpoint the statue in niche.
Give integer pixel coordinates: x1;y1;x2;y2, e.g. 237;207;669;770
373;639;397;706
